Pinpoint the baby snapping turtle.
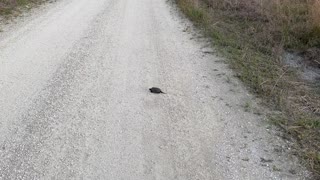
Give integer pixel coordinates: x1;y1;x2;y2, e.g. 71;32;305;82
149;87;166;94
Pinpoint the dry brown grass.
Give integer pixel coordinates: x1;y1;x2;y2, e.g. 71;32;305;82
176;0;320;177
205;0;320;47
310;0;320;28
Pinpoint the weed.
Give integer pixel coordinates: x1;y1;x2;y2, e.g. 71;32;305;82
273;165;282;172
244;101;252;112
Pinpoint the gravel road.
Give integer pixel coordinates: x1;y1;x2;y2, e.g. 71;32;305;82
0;0;310;179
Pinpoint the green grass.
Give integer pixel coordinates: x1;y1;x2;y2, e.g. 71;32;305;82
17;0;28;5
0;7;13;15
0;0;44;16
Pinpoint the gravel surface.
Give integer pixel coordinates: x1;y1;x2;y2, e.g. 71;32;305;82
0;0;311;179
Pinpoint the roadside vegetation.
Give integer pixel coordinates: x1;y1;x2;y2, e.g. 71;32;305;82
175;0;320;176
0;0;46;16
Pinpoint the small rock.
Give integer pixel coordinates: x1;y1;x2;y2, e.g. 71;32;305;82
260;157;273;163
242;158;249;161
289;169;297;175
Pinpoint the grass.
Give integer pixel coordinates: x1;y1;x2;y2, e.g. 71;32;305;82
0;0;44;15
176;0;320;177
243;101;252;112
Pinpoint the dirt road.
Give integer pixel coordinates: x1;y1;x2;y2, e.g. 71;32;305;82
0;0;310;179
